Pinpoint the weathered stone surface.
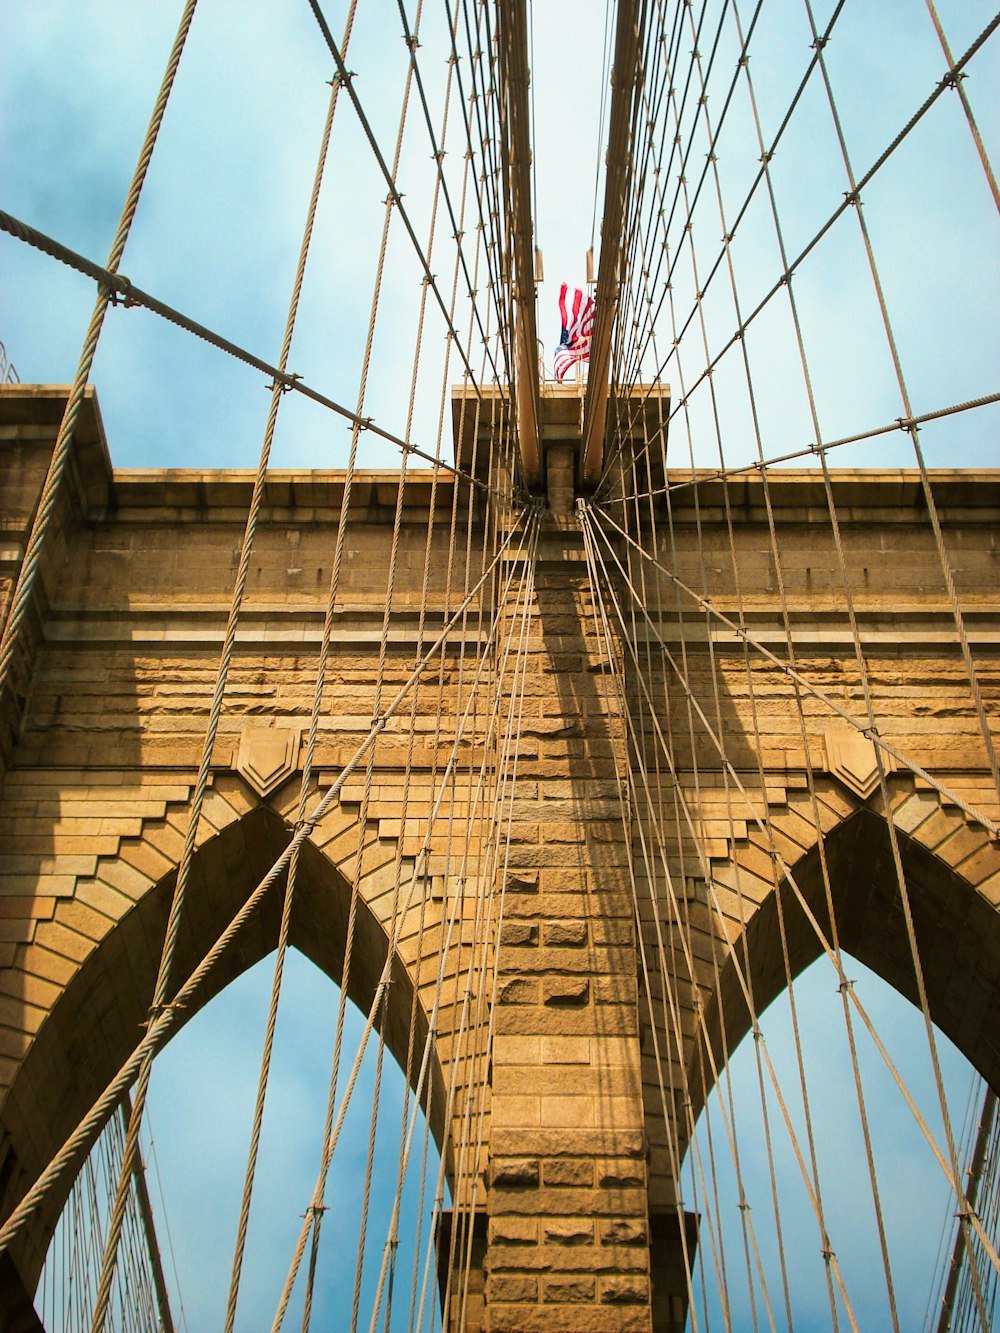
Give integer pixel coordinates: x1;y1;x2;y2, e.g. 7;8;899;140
1;387;997;1333
500;920;538;947
491;1158;540;1187
543;1158;594;1187
542;919;588;947
542;1218;595;1245
541;1275;596;1303
600;1275;650;1304
600;1218;649;1246
542;976;590;1006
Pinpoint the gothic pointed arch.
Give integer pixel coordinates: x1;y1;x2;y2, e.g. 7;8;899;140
695;786;1000;1120
0;791;446;1302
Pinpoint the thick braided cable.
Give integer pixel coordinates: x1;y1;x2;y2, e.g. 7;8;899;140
221;8;360;1326
268;513;535;1330
0;209;493;495
0;518;526;1266
595;8;996;498
583;502;1000;1277
0;0;197;700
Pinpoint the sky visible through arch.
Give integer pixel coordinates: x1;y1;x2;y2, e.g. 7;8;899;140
2;0;998;1328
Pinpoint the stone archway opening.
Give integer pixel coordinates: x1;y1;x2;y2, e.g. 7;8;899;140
700;806;1000;1107
682;950;985;1331
669;802;1000;1330
35;945;447;1332
0;806;448;1322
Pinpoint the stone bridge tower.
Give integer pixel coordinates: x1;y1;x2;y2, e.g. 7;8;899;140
0;382;997;1331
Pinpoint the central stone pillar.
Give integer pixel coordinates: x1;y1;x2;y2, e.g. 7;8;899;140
483;517;652;1331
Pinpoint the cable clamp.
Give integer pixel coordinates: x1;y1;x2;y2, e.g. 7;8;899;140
759;149;773;165
738;53;749;67
862;724;879;739
941;69;967;90
405;34;420;52
141;999;185;1029
751;1023;762;1042
108;277;137;308
844;189;861;207
895;415;917;433
433;149;446;164
357;416;374;432
821;1245;835;1262
837;977;855;994
811;35;829;51
267;372;301;395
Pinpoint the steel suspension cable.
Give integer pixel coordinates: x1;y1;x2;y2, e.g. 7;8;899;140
0;0;198;708
594;6;996;499
0;516;528;1268
583;501;1000;1277
305;0;506;396
268;511;536;1329
582;502;865;1326
588;506;998;837
220;11;362;1328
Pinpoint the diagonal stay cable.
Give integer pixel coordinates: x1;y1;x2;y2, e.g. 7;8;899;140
581;504;861;1330
590;502;999;837
396;0;513;390
269;508;540;1329
581;500;1000;1279
220;9;364;1326
608;390;1000;506
0;508;530;1262
0;208;494;496
0;0;199;698
304;0;504;394
594;8;1000;500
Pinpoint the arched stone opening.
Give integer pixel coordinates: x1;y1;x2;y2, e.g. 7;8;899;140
697;805;1000;1122
0;804;446;1307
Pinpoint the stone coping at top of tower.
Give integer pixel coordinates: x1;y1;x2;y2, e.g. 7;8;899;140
2;384;999;525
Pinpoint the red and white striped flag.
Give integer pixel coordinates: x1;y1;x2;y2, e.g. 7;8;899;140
553;282;595;381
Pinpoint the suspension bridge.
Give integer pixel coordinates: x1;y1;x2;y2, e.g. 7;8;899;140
0;1;998;1330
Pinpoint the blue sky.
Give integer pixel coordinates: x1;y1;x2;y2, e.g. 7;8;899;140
3;1;998;1329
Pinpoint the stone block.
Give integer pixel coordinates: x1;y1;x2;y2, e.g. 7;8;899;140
542;1275;596;1304
542;1158;594;1188
542;919;588;947
600;1275;650;1305
542;976;589;1006
486;1274;538;1304
498;977;540;1005
488;1216;536;1246
491;1158;539;1187
540;1036;590;1065
542;1218;594;1246
599;1218;648;1246
500;921;538;947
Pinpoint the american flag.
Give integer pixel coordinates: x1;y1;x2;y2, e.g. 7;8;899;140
553;283;595;382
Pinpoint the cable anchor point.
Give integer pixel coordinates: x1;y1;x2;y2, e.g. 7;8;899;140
107;277;137;309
